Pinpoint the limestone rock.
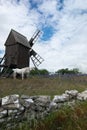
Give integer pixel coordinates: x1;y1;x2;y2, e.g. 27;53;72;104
49;101;58;111
53;94;69;103
20;98;34;108
77;90;87;101
2;94;19;106
65;90;78;99
0;110;7;118
35;96;51;104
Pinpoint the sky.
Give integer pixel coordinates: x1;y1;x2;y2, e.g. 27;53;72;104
0;0;87;73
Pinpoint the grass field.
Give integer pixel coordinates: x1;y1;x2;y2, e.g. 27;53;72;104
0;75;87;97
0;75;87;130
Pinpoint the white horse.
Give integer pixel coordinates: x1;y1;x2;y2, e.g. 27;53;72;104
13;67;35;80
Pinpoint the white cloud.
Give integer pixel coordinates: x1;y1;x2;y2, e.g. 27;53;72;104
0;0;40;49
0;0;87;73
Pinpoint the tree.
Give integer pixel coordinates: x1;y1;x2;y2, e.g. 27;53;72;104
56;68;80;75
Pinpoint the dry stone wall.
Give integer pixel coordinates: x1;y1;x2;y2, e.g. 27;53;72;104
0;90;87;128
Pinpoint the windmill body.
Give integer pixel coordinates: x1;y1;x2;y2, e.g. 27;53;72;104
4;29;30;68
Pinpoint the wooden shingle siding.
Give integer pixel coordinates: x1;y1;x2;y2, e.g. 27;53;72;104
4;29;30;68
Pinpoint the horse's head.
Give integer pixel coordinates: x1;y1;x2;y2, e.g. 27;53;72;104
25;67;35;73
30;67;35;71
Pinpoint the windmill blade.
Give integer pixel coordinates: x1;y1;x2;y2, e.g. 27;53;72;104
0;54;5;64
30;49;44;67
29;30;41;47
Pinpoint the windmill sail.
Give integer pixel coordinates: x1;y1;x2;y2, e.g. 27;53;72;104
30;49;44;67
0;54;6;68
28;29;44;67
29;30;41;47
0;54;5;64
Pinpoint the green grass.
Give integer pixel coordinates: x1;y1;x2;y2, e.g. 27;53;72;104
0;75;87;130
34;101;87;130
0;75;87;97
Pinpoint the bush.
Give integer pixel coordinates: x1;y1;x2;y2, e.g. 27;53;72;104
30;69;49;75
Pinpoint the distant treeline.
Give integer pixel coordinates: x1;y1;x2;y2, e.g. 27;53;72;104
56;68;80;75
30;68;80;75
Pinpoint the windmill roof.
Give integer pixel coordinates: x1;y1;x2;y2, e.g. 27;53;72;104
11;29;31;48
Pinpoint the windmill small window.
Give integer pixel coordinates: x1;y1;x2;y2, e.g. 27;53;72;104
1;29;44;69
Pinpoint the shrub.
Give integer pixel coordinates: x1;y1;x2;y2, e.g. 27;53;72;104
30;69;49;75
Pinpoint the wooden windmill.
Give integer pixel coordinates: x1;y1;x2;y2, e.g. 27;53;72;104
0;29;44;76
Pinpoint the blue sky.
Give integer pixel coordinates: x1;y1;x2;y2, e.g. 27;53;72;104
0;0;87;72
